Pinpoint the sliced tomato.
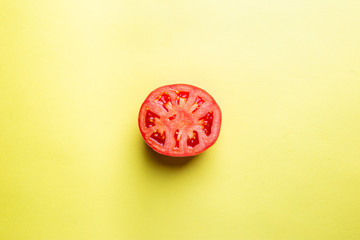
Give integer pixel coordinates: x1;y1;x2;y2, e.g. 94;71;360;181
138;84;222;157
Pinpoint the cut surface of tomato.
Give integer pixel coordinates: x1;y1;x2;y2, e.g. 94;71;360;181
138;84;222;157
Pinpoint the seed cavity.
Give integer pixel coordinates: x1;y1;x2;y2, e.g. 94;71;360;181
199;111;213;136
174;129;180;148
176;91;190;106
187;131;199;148
168;114;176;121
145;110;160;128
156;93;171;112
192;96;205;113
150;130;166;146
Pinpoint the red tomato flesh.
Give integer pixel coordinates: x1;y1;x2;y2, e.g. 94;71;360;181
138;84;222;157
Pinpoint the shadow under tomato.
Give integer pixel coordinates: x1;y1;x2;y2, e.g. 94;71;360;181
143;142;197;167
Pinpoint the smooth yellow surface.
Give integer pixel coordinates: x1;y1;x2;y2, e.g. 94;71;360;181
1;0;360;239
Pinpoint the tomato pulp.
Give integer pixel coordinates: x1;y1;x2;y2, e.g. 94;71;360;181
138;84;222;157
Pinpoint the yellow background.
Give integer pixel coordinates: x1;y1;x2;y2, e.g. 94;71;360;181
1;0;360;239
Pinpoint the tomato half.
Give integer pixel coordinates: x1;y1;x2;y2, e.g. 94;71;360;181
138;84;222;157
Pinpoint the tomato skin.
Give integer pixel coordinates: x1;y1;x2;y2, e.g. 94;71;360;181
138;84;222;157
